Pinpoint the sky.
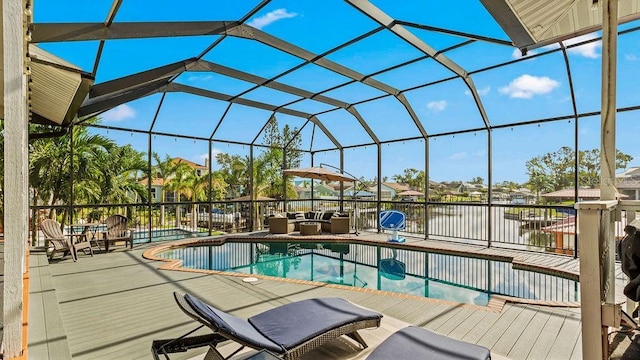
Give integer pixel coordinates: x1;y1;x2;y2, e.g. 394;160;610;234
33;1;640;185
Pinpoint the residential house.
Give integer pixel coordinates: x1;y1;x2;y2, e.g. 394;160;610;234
295;182;337;199
140;157;209;203
541;188;627;203
617;167;640;200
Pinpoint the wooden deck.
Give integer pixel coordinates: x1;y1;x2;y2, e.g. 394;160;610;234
24;232;640;359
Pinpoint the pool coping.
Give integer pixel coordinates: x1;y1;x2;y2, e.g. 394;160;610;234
142;234;583;312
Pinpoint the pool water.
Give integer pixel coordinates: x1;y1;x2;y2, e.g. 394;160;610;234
67;226;206;243
156;241;580;306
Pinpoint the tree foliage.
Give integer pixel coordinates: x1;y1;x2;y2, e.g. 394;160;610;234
392;168;425;191
525;146;633;194
215;117;302;200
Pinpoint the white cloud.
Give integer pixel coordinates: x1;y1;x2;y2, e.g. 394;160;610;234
449;152;467;160
247;9;297;30
626;54;638;61
563;34;601;58
464;86;490;97
499;74;560;99
427;100;447;112
102;104;135;122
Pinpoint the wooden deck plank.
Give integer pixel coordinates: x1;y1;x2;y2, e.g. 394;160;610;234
433;306;481;335
507;306;552;360
27;234;634;360
446;308;490;339
492;305;538;356
523;308;567;360
546;313;581;360
477;304;527;349
461;303;514;344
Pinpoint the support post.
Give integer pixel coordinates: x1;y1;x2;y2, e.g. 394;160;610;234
3;0;28;356
576;200;618;360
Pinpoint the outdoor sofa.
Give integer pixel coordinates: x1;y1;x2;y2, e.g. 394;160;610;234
151;292;382;360
267;211;350;234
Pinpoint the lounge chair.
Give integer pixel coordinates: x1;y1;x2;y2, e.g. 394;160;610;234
40;219;93;261
151;292;383;360
102;214;133;252
366;326;491;360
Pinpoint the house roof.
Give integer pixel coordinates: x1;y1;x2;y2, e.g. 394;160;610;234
541;188;628;199
139;177;165;186
173;157;207;170
382;182;410;191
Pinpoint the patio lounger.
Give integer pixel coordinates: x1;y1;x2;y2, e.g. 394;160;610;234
151;292;383;360
367;326;491;360
41;219;93;261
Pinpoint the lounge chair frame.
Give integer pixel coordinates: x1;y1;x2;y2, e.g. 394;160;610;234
151;292;382;360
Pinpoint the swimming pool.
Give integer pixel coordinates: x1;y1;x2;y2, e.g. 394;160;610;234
131;228;208;242
156;240;580;306
68;226;207;243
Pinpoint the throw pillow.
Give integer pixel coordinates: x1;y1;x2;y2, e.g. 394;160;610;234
315;211;324;220
295;212;306;220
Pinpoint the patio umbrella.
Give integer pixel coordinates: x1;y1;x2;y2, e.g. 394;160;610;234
283;166;356;183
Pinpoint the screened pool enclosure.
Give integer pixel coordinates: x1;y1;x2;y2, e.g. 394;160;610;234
2;1;640;357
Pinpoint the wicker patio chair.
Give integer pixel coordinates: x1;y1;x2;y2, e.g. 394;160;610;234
366;326;491;360
102;214;133;252
151;292;383;360
41;219;94;261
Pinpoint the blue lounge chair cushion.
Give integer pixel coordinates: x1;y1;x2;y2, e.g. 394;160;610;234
367;326;491;360
248;298;382;349
184;294;283;353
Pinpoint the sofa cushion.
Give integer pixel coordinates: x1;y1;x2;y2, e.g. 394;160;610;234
322;212;334;221
305;211;315;219
295;212;306;220
287;212;297;220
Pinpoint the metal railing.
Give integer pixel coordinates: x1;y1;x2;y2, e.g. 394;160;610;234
31;198;577;257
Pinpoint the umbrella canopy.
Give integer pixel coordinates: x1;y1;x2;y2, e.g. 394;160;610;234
283;166;356;183
230;195;276;201
397;190;424;197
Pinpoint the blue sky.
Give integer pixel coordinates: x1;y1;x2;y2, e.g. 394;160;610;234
34;1;640;184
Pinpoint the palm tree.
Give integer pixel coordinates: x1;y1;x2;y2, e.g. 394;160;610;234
165;165;200;227
151;153;187;225
29;123;113;224
94;145;148;221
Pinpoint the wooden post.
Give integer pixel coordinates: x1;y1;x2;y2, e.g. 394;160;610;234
600;0;617;201
576;200;618;360
3;0;29;357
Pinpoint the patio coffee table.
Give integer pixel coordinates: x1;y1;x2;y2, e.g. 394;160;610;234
299;222;321;236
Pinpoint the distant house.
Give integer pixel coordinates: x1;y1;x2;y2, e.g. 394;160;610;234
509;188;535;204
139;157;209;202
377;182;409;200
540;188;627;203
139;177;166;202
172;157;208;176
457;182;487;194
295;182;336;199
617;167;640;200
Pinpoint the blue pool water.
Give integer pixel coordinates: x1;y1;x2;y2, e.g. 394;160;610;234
156;241;580;306
68;226;206;243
